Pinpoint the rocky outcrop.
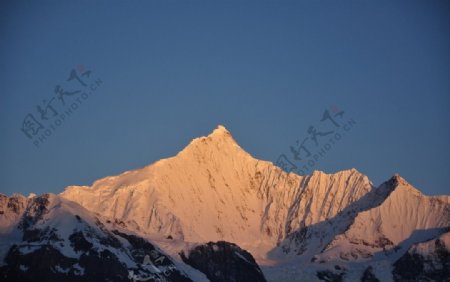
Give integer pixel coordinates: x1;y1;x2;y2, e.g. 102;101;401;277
393;232;450;281
180;241;266;282
0;194;191;282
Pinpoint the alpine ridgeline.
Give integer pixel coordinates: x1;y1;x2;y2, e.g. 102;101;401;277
1;125;449;282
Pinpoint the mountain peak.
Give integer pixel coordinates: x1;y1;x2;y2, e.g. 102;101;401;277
378;173;423;197
195;125;233;141
391;173;410;187
206;124;234;142
210;125;230;136
179;124;239;154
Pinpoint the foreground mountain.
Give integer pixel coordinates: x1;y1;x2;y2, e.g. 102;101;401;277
0;193;265;281
1;125;449;281
0;193;195;281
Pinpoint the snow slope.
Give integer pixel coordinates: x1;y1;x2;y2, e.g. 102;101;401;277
0;193;206;281
3;125;448;281
321;175;449;262
61;125;373;261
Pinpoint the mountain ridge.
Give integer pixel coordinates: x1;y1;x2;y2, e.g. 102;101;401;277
60;126;376;258
1;125;449;281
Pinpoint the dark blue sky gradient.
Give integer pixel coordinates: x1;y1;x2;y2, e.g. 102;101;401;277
1;0;449;196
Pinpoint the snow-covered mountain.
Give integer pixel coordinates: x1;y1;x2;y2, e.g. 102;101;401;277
1;125;449;281
60;126;374;260
0;193;264;282
319;176;449;263
0;193;195;281
393;231;450;281
271;175;449;281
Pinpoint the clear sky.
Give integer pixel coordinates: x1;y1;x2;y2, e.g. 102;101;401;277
1;0;449;196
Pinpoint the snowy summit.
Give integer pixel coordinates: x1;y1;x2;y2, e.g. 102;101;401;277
0;125;449;282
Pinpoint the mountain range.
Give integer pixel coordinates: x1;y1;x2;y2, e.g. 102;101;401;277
1;125;449;281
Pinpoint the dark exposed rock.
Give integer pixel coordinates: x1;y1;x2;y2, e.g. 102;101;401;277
7;195;27;214
0;193;192;282
112;230;157;263
360;266;379;282
1;228;192;282
1;244;79;282
23;227;62;243
0;239;130;282
69;231;93;252
180;241;266;282
112;230;191;282
316;269;344;282
393;237;450;281
18;195;50;231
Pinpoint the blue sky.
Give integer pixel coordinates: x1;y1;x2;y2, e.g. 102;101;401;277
1;0;449;196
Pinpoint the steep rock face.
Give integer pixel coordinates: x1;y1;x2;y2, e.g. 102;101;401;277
2;125;450;281
0;194;30;234
180;241;267;282
393;232;450;281
61;126;372;258
274;173;394;260
0;193;34;262
261;169;372;245
319;176;450;262
0;194;192;282
360;266;379;282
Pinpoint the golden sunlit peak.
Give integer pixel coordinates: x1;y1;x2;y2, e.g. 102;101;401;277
210;125;231;136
